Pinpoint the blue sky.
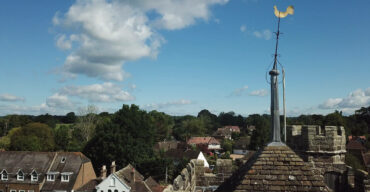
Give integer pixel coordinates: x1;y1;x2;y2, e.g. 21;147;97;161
0;0;369;116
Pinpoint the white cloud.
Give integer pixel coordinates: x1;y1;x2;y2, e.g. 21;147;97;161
0;94;25;102
54;0;228;81
230;85;249;96
59;82;135;103
249;89;268;96
319;88;370;114
253;29;272;40
46;93;73;108
240;24;246;32
143;99;192;110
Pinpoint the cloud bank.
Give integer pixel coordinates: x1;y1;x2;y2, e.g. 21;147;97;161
0;94;24;102
319;87;370;114
54;0;228;81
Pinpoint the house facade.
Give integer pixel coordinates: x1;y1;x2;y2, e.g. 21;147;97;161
95;163;162;192
187;137;221;152
0;151;96;192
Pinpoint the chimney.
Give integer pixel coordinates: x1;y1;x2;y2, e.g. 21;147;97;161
110;161;116;174
100;165;107;179
131;167;135;183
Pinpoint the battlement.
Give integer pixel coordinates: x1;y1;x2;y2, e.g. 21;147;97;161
287;125;346;154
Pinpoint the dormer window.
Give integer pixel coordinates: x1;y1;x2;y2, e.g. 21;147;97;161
61;172;72;182
46;172;58;181
1;170;8;181
17;170;24;181
31;170;38;182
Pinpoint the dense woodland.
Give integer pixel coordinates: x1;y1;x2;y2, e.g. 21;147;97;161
0;105;369;182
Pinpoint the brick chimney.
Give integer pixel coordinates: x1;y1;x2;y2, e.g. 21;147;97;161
100;165;107;179
110;161;116;174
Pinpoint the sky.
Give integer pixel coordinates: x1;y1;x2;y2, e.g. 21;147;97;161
0;0;369;117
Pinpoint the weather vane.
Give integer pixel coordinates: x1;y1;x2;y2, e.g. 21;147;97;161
269;5;294;145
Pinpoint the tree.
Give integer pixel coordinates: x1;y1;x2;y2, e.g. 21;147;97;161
10;123;54;151
83;104;157;174
173;117;206;141
75;105;99;142
63;112;77;124
54;125;71;151
197;109;220;134
149;110;174;141
222;139;233;153
247;114;271;150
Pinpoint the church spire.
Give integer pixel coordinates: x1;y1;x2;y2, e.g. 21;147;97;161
269;5;294;145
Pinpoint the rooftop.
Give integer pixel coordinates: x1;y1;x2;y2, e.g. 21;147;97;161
216;144;329;192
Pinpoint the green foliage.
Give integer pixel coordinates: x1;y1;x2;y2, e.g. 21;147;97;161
10;123;54;151
248;114;271;150
218;112;245;127
54;125;71;151
173;117;206;141
33;114;58;128
345;153;365;170
149;110;174;141
220;151;230;159
83;104;156;175
63;112;77;124
198;109;220;134
222;139;233;153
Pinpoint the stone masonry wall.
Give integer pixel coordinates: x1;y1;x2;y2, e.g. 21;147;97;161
163;159;233;192
286;125;348;191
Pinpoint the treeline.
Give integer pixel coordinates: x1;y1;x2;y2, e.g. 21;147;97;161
0;105;369;181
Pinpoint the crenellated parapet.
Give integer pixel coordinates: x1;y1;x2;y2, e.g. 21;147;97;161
287;125;348;191
287;125;346;155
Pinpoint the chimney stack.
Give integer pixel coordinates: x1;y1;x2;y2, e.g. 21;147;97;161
100;165;107;179
110;161;116;174
131;167;135;183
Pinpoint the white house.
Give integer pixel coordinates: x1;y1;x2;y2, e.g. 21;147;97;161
95;173;131;192
94;162;162;192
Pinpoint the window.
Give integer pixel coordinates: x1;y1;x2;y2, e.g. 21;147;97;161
110;178;115;186
28;190;34;192
1;170;8;181
19;190;25;192
47;174;55;181
114;190;118;192
61;157;66;163
10;190;16;192
31;171;38;182
61;174;69;182
17;170;24;181
108;190;112;192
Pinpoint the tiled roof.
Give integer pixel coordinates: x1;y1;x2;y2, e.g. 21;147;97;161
348;135;366;141
42;152;92;191
0;151;55;184
115;164;144;187
76;178;102;192
346;140;366;150
187;137;220;145
223;126;241;132
0;151;94;192
115;165;162;192
216;144;329;192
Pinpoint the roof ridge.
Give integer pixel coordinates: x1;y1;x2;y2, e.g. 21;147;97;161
216;145;330;191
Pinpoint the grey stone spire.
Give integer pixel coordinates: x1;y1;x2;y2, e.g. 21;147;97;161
268;16;283;146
